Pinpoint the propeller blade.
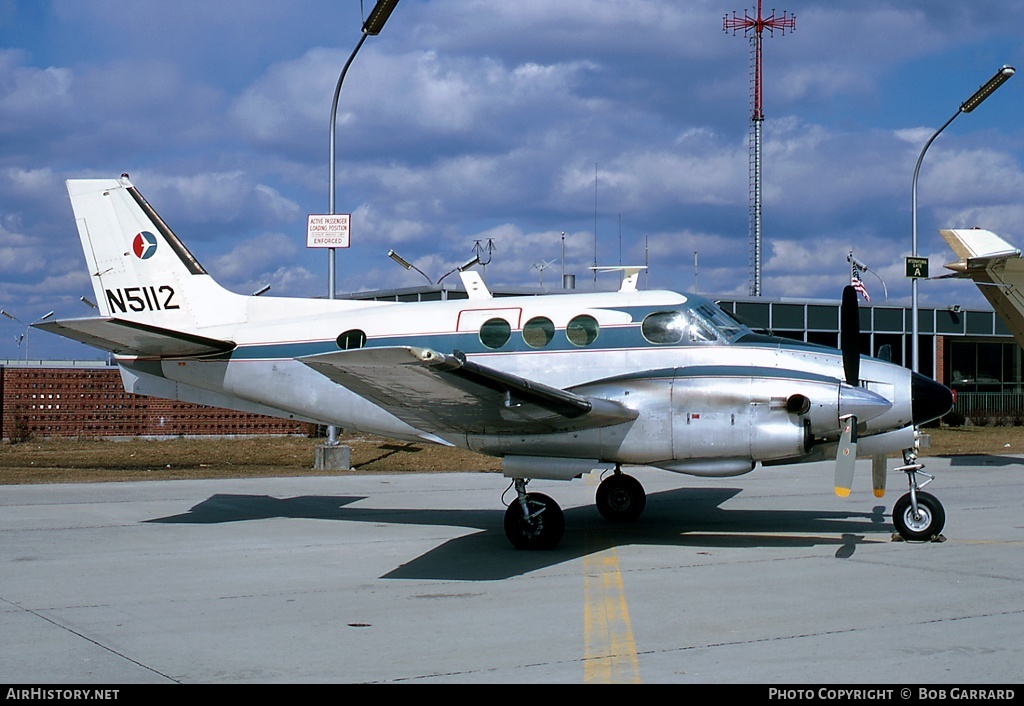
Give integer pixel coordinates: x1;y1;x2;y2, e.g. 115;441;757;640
871;454;887;498
835;415;857;497
840;285;860;387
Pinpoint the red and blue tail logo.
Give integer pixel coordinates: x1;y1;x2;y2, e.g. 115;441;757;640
132;231;158;260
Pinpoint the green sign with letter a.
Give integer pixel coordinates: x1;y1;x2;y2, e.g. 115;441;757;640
906;257;929;279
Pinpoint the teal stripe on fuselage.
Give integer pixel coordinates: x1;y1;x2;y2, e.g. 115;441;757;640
594;364;842;386
223;324;645;360
216;313;845;362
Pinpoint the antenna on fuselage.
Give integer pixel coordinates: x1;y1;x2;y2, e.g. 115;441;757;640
592;266;647;292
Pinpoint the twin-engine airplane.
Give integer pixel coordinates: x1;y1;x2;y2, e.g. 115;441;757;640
38;176;954;549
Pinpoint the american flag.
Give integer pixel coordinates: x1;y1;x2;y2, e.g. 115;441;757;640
850;263;871;302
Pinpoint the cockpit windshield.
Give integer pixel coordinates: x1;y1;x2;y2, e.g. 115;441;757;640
692;302;747;342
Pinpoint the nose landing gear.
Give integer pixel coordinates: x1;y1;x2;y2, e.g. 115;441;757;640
892;449;946;542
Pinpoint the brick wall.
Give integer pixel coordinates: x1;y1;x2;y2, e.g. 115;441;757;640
1;365;315;440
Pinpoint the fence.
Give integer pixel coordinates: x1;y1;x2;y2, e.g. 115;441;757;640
950;392;1024;425
2;365;314;440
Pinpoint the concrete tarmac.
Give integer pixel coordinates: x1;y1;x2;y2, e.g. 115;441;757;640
1;455;1022;684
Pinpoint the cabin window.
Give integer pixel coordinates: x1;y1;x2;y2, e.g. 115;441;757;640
642;310;715;344
642;311;685;344
522;316;555;348
479;318;512;349
337;329;367;350
566;315;599;347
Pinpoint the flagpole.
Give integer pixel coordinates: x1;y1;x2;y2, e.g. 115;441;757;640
847;250;887;302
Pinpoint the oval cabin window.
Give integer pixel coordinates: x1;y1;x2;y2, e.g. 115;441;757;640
522;317;555;348
479;318;512;349
337;329;367;350
566;315;599;347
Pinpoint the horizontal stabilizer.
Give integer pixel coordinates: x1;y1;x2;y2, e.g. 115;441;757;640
34;317;235;357
939;228;1024;350
300;346;637;435
940;228;1023;274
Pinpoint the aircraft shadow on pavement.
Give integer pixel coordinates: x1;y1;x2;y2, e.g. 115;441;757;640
146;487;892;581
944;453;1024;467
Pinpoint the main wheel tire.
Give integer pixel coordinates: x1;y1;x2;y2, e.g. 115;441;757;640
504;492;565;550
892;491;945;542
596;473;647;522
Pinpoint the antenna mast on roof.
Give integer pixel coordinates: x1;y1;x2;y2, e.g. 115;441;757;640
724;0;795;297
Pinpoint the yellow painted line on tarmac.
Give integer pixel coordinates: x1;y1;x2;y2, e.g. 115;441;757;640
584;548;641;683
583;474;641;683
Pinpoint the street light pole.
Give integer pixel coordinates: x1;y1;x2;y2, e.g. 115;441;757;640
2;310;53;363
911;65;1014;374
1;310;25;361
325;0;399;447
329;0;400;298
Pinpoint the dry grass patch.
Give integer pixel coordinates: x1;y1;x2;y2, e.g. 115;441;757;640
1;426;1020;485
0;434;500;484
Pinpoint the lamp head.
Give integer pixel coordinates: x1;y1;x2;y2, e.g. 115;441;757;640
961;65;1014;113
363;0;399;36
388;249;413;270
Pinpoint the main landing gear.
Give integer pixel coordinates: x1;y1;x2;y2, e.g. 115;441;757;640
891;449;946;542
503;466;647;549
596;466;647;522
504;479;565;550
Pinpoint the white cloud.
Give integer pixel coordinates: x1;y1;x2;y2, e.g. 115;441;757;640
0;50;73;126
138;172;302;231
208;231;297;281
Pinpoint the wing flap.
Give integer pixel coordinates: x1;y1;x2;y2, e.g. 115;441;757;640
300;347;637;435
34;317;235;357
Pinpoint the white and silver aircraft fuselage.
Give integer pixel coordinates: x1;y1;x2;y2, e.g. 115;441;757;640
38;176;954;548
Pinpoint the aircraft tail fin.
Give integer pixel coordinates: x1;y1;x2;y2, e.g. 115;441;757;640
940;228;1024;348
67;176;247;332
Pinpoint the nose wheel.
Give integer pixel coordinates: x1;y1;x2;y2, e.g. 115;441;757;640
892;449;946;542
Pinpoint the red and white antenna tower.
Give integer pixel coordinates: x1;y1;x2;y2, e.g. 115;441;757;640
724;1;795;297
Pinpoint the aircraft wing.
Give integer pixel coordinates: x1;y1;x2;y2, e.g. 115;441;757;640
34;317;236;357
300;346;638;435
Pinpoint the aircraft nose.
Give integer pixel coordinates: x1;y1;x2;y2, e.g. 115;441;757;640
911;372;954;425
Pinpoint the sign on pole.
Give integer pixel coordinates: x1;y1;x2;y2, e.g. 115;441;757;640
307;214;351;248
905;256;929;279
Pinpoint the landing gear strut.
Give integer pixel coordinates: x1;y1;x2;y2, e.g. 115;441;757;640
503;478;565;550
892;449;946;542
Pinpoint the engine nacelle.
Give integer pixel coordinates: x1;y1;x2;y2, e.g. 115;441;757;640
669;376;814;464
469;368;893;473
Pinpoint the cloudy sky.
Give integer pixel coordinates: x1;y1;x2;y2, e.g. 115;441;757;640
1;0;1022;360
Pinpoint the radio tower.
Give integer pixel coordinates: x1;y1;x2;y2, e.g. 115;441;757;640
724;1;795;297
